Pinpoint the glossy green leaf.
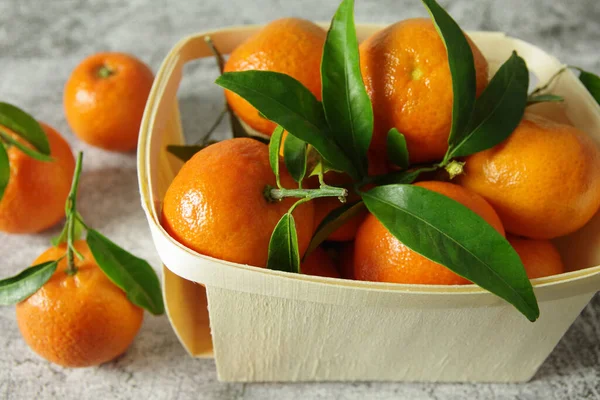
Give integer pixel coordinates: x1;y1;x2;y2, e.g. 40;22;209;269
266;213;300;273
86;229;164;315
0;143;9;202
0;127;53;162
283;133;307;184
166;144;211;162
361;185;539;321
0;261;58;305
448;52;529;158
421;0;476;147
526;94;564;105
269;125;284;187
304;201;365;258
215;71;358;178
0;102;50;155
51;212;86;247
321;0;373;178
387;129;409;169
577;69;600;105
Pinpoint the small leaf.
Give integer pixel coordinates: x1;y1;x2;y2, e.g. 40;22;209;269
51;212;86;246
321;0;373;178
361;185;539;321
283;133;307;184
305;201;365;257
386;128;409;169
269;126;284;187
448;52;529;158
0;127;53;162
215;71;358;179
421;0;476;147
0;143;9;202
526;94;564;105
371;166;436;186
266;213;300;273
0;261;58;305
86;229;164;315
0;102;50;155
577;69;600;105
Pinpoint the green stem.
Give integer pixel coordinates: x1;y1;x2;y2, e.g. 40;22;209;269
266;185;348;203
205;36;225;73
196;107;228;145
65;152;84;276
530;67;567;97
97;65;114;79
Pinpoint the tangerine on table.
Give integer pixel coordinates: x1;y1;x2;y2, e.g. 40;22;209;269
301;247;340;278
16;241;144;367
0;123;75;234
353;181;505;285
224;18;326;137
458;114;600;239
63;52;154;152
359;18;489;164
161;138;315;267
507;235;565;279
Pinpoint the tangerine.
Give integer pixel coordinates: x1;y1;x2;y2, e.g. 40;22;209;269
507;235;565;279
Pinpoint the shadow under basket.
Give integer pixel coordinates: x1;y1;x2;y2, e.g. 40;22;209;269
137;24;600;383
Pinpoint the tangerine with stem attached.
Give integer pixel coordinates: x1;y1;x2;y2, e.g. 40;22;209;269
0;123;75;234
354;181;505;285
16;240;144;367
162;138;319;267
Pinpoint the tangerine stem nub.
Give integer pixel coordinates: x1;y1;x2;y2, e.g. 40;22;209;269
266;185;348;203
97;65;114;79
65;152;84;276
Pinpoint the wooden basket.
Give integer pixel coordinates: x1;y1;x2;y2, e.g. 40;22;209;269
137;24;600;382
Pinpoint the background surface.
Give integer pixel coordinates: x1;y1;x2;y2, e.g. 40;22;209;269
1;0;599;399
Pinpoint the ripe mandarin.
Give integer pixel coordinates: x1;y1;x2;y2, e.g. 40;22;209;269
507;235;565;279
359;18;488;163
224;18;326;137
458;114;600;239
161;138;315;267
16;241;144;367
354;181;504;285
0;123;75;233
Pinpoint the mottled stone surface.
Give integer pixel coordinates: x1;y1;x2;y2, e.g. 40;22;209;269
0;0;599;398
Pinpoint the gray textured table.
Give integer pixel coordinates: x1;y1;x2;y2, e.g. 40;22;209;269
1;0;599;399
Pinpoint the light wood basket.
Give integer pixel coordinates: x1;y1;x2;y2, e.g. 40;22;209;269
137;24;600;383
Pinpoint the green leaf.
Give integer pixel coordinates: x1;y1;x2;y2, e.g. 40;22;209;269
51;212;86;246
448;52;529;158
386;129;409;169
304;201;365;257
370;166;436;186
577;69;600;105
526;94;564;105
361;185;539;321
0;143;9;202
266;213;300;273
321;0;373;178
0;102;50;155
283;133;307;184
421;0;476;147
215;71;358;179
0;261;58;305
86;229;164;315
166;144;211;162
269;126;284;187
0;127;53;162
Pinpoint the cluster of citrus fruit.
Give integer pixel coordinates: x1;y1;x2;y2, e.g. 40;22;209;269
163;0;600;321
0;53;163;367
